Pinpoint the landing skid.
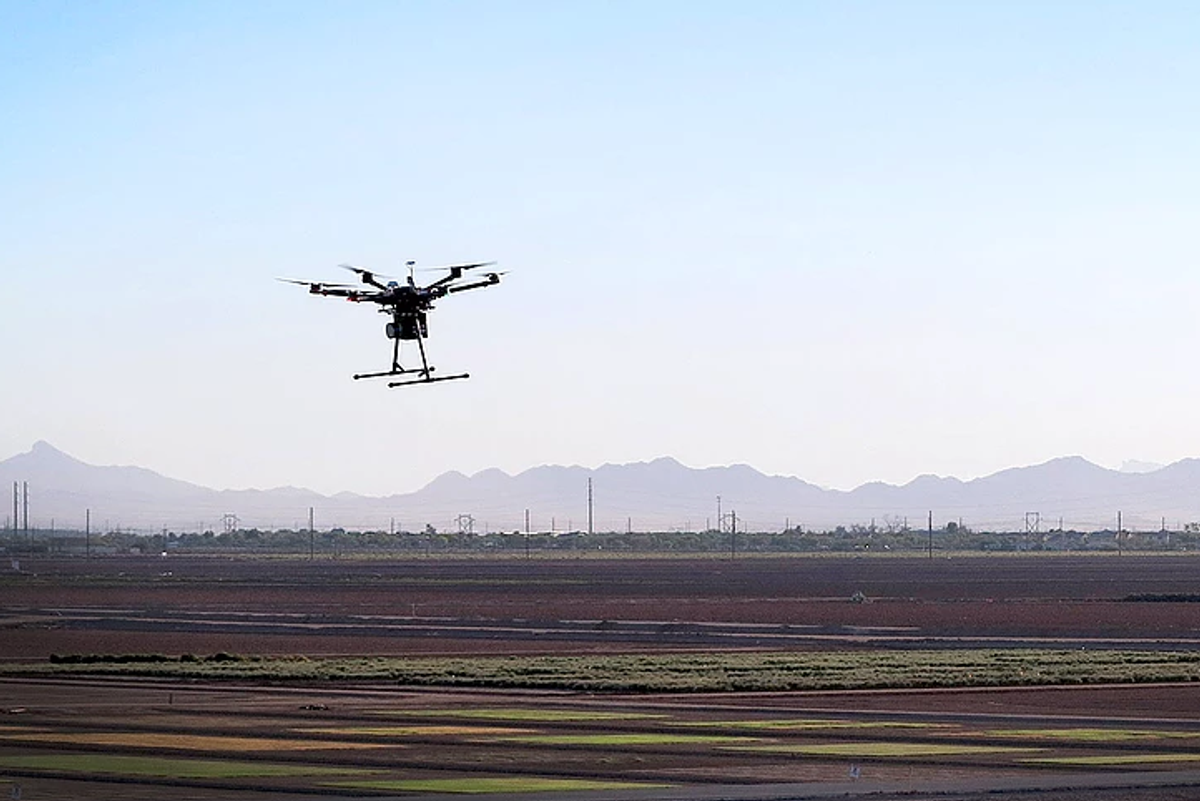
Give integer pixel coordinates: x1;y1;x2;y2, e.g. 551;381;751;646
353;366;433;380
388;372;469;388
359;321;467;387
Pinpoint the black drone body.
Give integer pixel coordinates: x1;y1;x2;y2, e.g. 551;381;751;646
280;260;502;387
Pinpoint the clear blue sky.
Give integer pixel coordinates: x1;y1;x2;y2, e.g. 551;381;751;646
2;1;1198;494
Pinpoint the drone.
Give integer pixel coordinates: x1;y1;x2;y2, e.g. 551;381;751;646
279;260;503;388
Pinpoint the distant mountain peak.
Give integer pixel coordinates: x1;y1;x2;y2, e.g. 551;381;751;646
1044;455;1097;467
471;467;511;480
20;440;84;466
30;440;67;456
997;455;1108;475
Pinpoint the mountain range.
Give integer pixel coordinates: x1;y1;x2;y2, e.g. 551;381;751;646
2;441;1198;534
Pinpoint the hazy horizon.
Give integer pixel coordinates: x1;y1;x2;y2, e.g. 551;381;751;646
0;438;1182;497
6;438;1199;534
3;3;1198;496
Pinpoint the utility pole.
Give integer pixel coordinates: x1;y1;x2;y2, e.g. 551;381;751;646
587;477;593;537
627;516;631;535
1117;510;1123;555
524;508;530;560
308;507;314;560
927;510;933;559
23;481;29;551
716;496;722;533
85;508;90;558
729;510;737;559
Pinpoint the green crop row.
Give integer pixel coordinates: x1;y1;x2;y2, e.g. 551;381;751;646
10;649;1200;693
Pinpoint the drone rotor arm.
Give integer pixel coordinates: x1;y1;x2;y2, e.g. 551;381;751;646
338;263;389;290
277;277;363;296
445;273;504;294
420;260;498;289
425;267;463;289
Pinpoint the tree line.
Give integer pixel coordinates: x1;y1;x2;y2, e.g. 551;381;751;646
9;522;1200;555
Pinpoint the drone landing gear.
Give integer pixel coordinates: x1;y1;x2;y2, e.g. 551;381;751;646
387;372;469;388
355;312;469;388
353;367;419;380
353;366;468;386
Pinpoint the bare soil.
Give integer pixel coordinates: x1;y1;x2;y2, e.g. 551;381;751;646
2;554;1200;799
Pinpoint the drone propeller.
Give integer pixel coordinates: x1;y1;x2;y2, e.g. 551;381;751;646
416;260;497;273
276;277;357;289
339;263;399;291
338;263;395;279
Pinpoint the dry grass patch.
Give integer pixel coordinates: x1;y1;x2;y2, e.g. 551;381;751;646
989;727;1200;742
302;725;533;737
327;777;669;793
1027;753;1200;766
0;753;372;778
496;733;756;746
682;719;954;731
386;707;666;722
729;743;1037;758
0;731;386;751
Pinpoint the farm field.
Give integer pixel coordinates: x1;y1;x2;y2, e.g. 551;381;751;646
2;554;1200;799
5;554;1200;658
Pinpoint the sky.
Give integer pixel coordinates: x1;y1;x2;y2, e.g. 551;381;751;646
2;1;1199;496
